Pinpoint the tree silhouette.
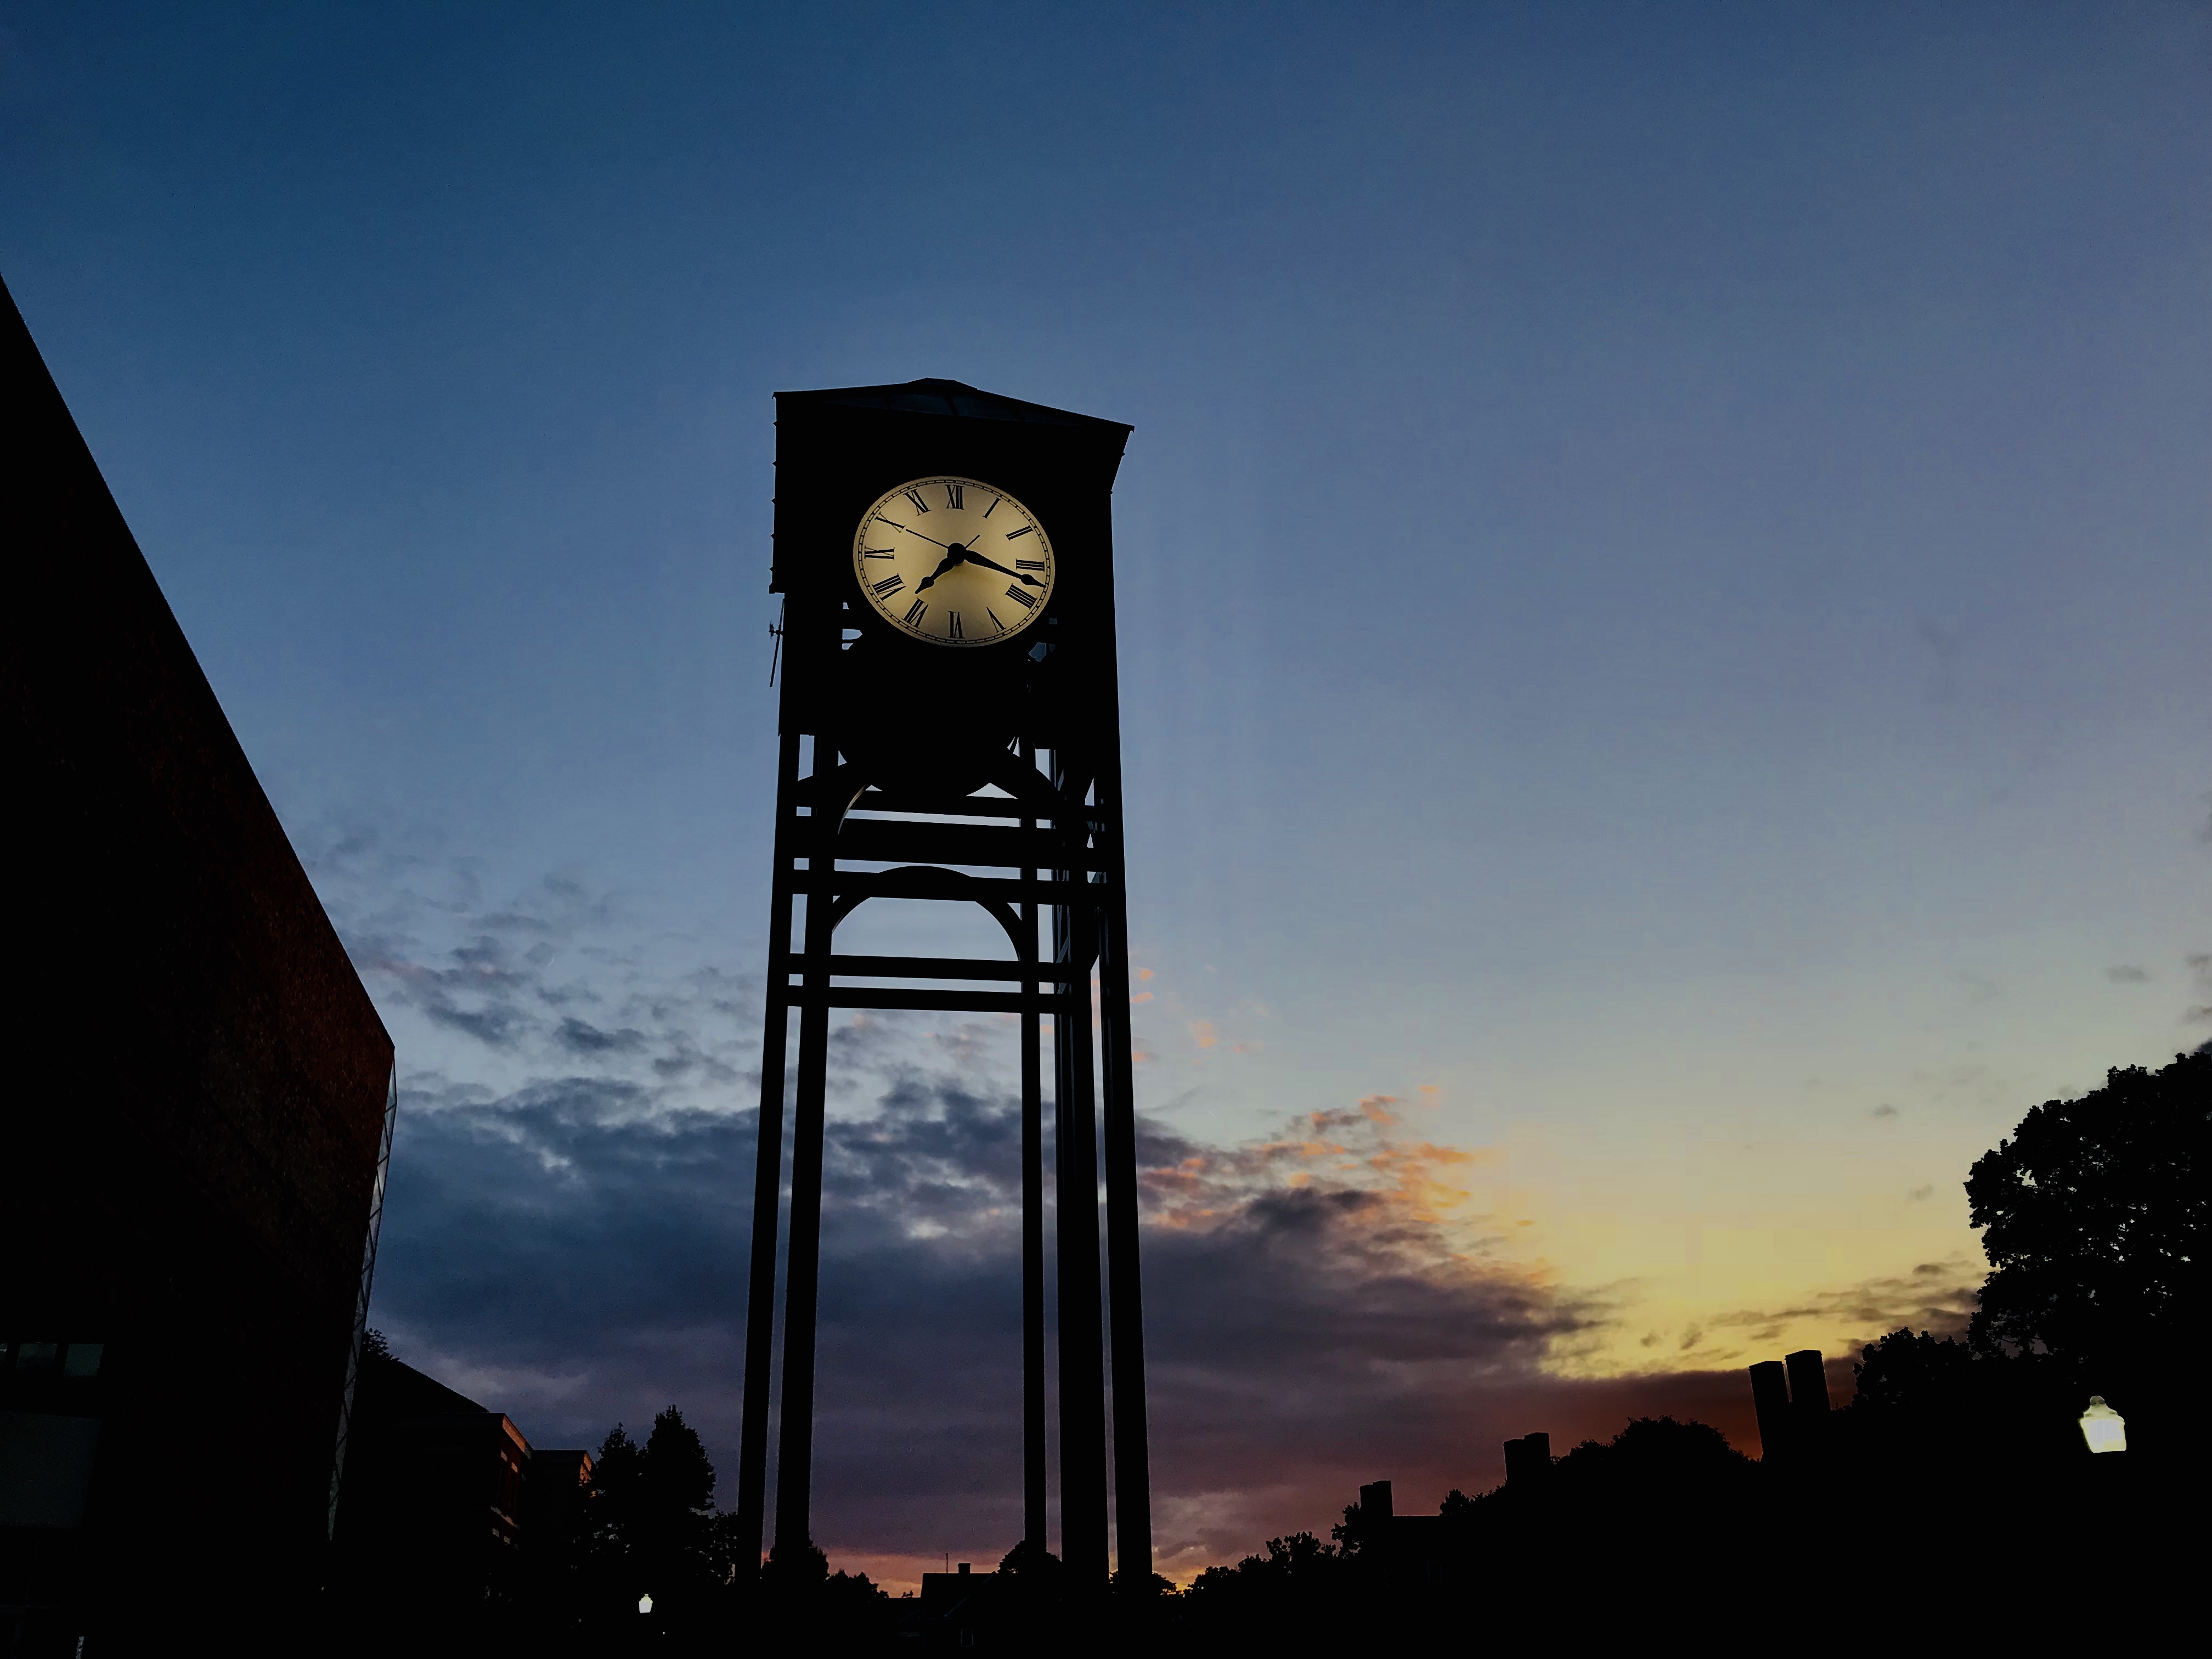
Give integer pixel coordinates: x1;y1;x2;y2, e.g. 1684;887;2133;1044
1328;1497;1374;1558
590;1423;642;1528
1836;1325;2081;1483
634;1410;720;1621
1848;1327;1980;1414
1249;1530;1342;1583
1550;1414;1753;1501
567;1410;728;1635
1534;1416;1764;1603
1967;1043;2207;1437
998;1536;1065;1612
1183;1527;1351;1633
644;1409;716;1521
575;1420;645;1626
998;1539;1063;1582
753;1535;891;1646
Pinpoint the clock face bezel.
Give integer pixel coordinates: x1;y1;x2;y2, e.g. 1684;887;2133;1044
850;475;1055;649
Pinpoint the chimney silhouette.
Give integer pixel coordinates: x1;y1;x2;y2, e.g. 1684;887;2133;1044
1749;1360;1793;1460
1787;1348;1830;1459
1358;1479;1394;1522
1502;1432;1551;1488
1750;1350;1830;1463
1786;1350;1830;1420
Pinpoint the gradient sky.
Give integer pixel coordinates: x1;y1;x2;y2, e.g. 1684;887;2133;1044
7;2;2208;1588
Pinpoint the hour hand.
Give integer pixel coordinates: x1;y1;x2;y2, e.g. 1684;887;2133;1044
913;553;960;593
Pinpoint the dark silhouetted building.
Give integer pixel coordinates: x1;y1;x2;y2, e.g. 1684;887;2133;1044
525;1446;597;1550
911;1562;1012;1652
334;1356;545;1621
1353;1478;1452;1589
1;276;397;1650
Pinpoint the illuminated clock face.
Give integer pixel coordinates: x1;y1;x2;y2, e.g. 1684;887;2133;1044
851;476;1054;647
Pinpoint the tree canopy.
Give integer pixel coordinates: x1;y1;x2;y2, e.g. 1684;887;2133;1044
1966;1043;2207;1385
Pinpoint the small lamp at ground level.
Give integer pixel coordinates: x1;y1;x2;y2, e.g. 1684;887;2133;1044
2079;1397;2126;1454
637;1593;654;1616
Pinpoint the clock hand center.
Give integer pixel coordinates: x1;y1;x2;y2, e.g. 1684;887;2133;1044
912;543;966;595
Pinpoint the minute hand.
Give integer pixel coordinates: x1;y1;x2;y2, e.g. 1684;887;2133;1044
963;550;1042;584
890;524;958;551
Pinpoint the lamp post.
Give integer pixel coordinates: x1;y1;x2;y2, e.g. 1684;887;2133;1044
2078;1397;2126;1454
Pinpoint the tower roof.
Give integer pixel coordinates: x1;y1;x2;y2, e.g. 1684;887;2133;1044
776;377;1130;436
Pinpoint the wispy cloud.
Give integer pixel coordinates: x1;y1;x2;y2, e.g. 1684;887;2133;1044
368;1024;1597;1575
301;838;1982;1582
1700;1260;1980;1353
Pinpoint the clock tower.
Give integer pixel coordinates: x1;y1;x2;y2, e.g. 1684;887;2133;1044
735;380;1151;1593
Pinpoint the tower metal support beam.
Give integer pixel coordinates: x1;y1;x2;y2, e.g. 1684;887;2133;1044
773;740;839;1560
734;731;800;1570
1096;782;1153;1582
1052;760;1109;1587
1019;740;1048;1556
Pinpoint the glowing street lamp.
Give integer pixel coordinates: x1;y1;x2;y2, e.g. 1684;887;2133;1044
637;1593;654;1616
2078;1397;2126;1454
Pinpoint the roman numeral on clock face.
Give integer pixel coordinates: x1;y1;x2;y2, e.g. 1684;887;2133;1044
987;608;1006;631
981;496;1000;518
903;597;928;627
1004;584;1037;610
871;574;904;597
902;489;930;514
944;483;963;509
1004;524;1035;539
947;611;963;640
862;548;894;560
1015;558;1045;572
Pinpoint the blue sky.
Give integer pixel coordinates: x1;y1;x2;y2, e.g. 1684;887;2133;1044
7;1;2207;1584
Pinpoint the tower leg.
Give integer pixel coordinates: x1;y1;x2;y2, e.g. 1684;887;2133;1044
774;995;830;1559
774;759;838;1561
1020;746;1048;1555
735;992;789;1570
736;732;800;1574
1054;902;1108;1587
1098;889;1153;1583
1022;990;1046;1554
